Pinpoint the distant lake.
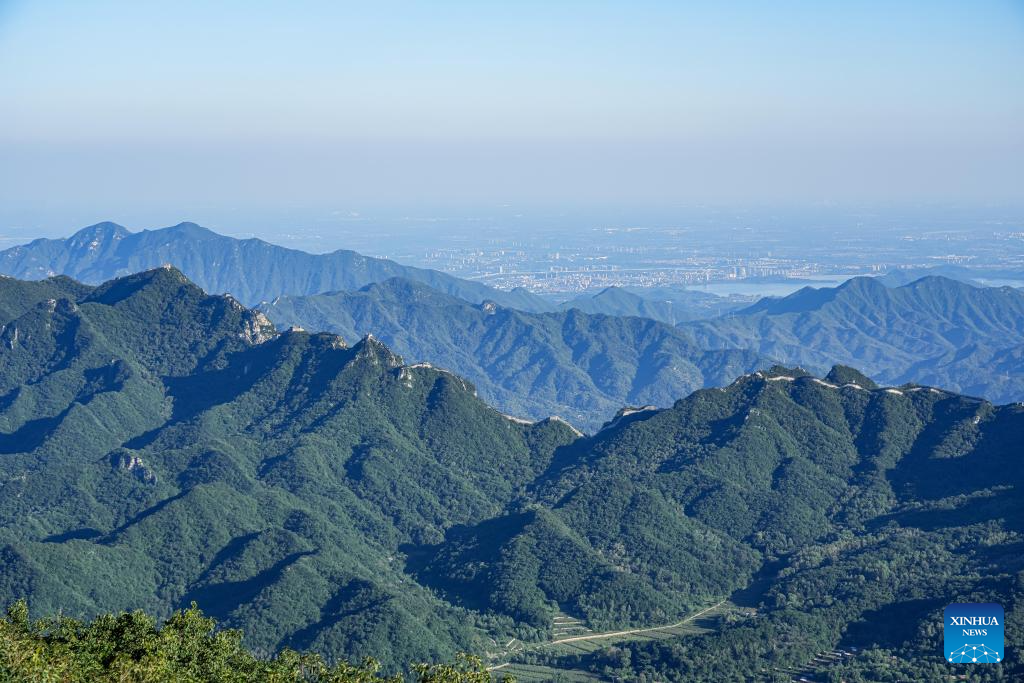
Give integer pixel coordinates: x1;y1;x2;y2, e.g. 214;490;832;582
689;275;854;298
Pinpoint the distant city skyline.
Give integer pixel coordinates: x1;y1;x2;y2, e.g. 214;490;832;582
1;1;1022;228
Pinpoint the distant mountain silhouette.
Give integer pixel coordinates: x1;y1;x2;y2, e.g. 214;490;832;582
875;265;982;287
0;221;553;311
561;285;747;324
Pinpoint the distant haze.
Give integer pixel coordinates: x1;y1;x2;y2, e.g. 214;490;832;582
1;1;1022;227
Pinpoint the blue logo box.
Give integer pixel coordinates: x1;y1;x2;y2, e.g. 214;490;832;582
944;603;1004;664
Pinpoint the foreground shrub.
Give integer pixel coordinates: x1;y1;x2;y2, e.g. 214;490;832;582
0;601;503;683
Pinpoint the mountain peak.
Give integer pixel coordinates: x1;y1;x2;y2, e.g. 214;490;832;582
836;275;887;294
736;284;838;315
353;333;403;368
593;286;644;304
84;265;201;307
150;263;192;282
736;276;888;316
164;222;218;239
76;220;130;235
824;365;879;389
901;274;976;292
66;221;131;247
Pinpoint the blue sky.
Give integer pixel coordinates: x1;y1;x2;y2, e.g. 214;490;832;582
0;0;1022;224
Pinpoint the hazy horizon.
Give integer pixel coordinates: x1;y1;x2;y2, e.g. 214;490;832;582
2;0;1022;227
3;202;1024;256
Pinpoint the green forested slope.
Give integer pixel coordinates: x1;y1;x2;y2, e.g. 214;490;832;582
0;270;1020;681
685;275;1024;404
0;267;577;671
501;367;1023;681
260;278;767;430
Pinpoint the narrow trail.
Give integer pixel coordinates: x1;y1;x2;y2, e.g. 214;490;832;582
486;599;726;671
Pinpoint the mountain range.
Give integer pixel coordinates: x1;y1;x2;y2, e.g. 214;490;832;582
260;278;767;430
0;267;577;670
15;223;1024;412
0;221;551;312
0;268;1020;680
684;275;1024;405
559;286;750;324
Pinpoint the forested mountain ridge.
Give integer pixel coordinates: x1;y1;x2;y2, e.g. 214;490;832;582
0;221;552;311
684;275;1024;405
0;270;1020;680
259;277;768;430
0;267;578;671
475;365;1023;680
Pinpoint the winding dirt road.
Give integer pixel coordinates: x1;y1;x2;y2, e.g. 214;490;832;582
548;599;726;645
487;599;727;671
